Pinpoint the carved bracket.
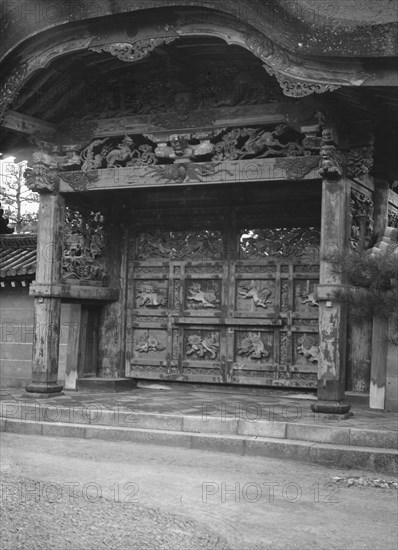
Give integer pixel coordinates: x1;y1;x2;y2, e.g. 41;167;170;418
24;151;60;193
319;145;344;179
89;36;178;63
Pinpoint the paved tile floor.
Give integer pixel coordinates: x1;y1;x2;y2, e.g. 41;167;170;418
1;384;397;433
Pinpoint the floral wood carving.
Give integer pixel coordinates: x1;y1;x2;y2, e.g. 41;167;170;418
275;156;319;180
388;208;398;229
59;171;99;192
240;228;320;260
238;283;272;309
238;332;270;360
345;145;374;178
136;284;167;307
90;37;178;63
0;63;28;121
135;331;166;353
267;70;341;98
186;333;219;360
187;283;219;309
137;231;222;260
350;189;374;250
63;209;107;283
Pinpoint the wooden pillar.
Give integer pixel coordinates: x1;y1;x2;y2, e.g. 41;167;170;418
64;304;82;390
369;179;390;407
312;135;351;414
25;151;65;396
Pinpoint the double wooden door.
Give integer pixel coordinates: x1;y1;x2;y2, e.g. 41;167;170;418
126;225;320;388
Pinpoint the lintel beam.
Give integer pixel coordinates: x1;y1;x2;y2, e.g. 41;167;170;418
58;157;321;193
30;283;119;302
1;109;56;136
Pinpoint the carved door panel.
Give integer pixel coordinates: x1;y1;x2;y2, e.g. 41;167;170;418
126;226;320;388
126;230;228;383
227;228;320;388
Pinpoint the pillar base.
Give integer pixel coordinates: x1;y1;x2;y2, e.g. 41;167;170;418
311;401;352;415
25;382;64;397
22;392;65;399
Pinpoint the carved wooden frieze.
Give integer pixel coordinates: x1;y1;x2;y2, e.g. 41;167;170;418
240;227;320;260
137;230;223;260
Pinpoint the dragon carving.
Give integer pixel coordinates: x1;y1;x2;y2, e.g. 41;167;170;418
238;282;272;308
187;283;219;308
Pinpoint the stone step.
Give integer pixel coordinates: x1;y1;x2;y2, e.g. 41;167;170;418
1;417;397;475
1;402;397;449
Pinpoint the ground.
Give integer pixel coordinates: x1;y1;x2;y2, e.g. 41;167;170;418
1;433;397;550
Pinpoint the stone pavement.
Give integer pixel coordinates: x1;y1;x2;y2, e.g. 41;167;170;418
1;383;397;474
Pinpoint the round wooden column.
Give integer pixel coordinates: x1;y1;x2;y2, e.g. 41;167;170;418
25;152;65;397
312;139;352;415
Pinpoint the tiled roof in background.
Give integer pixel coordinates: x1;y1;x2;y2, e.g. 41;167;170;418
0;235;37;280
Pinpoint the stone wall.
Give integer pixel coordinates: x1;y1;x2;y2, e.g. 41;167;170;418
0;286;71;388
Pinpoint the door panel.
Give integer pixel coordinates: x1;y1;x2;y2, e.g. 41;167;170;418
126;226;320;388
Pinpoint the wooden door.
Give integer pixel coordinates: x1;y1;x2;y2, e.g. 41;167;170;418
126;225;320;388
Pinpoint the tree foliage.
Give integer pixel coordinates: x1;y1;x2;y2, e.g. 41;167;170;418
0;157;39;233
333;251;398;342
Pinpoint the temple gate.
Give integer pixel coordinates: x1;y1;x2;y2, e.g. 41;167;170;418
0;2;397;412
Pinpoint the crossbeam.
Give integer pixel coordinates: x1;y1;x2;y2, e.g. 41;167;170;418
1;109;56;136
58;157;321;193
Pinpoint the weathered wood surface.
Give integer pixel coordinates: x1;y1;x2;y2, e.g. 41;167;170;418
317;176;350;402
91;104;286;137
26;193;65;394
97;221;129;378
64;304;81;390
348;322;372;393
30;283;119;301
59;157;320;193
370;317;388;409
1;109;56;136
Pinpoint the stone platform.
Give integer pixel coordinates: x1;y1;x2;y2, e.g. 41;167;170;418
1;384;397;474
